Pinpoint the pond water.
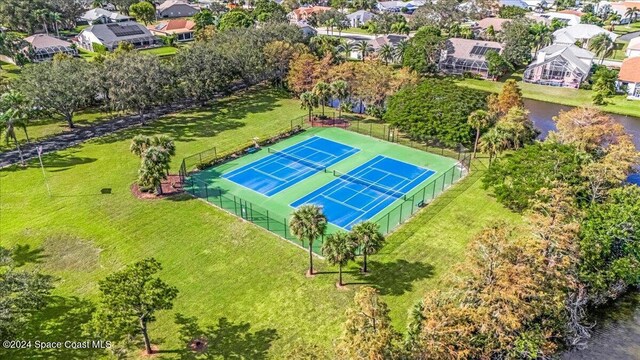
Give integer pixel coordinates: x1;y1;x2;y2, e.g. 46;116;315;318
524;99;640;149
524;98;640;359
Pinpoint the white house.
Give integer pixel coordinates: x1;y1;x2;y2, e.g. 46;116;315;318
376;1;409;13
76;21;159;51
535;11;581;26
346;10;375;27
523;44;595;88
499;0;530;8
156;0;200;18
79;8;132;24
553;24;619;47
617;57;640;99
627;37;640;58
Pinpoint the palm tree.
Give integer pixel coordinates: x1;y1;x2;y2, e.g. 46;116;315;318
34;9;50;35
312;82;332;117
50;12;62;37
353;40;373;62
0;90;30;143
300;91;318;121
0;109;25;165
290;205;328;276
390;21;409;35
130;135;151;157
330;80;349;120
394;40;408;63
467;110;493;159
479;127;508;165
378;43;394;65
625;7;638;24
530;23;552;51
138;146;172;195
338;41;354;60
460;27;473;39
322;231;357;286
589;33;615;64
350;221;385;273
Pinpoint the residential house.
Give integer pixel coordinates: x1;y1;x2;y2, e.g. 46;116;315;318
523;0;552;10
439;38;504;78
294;22;318;38
617;57;640;99
346;10;375;27
376;1;409;13
22;34;78;61
472;18;510;38
553;24;619;47
76;21;159;51
79;8;132;24
156;0;200;18
349;35;408;60
287;6;332;23
148;19;196;41
498;0;529;8
523;44;595;88
596;1;640;24
627;37;640;57
532;11;581;26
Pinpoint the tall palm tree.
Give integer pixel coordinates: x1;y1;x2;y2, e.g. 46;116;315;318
394;40;408;63
312;82;332;117
50;12;62;37
350;221;385;273
338;41;354;60
479;127;508;164
530;23;552;51
34;9;50;35
467;110;493;159
300;91;318;121
353;40;373;62
378;43;395;65
0;90;30;143
0;109;25;165
625;7;638;24
290;205;328;276
130;135;151;157
322;231;356;286
330;80;349;120
589;33;615;64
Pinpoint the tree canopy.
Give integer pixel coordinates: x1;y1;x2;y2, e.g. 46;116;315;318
384;79;488;146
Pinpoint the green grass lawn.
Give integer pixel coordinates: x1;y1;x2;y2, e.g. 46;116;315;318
613;22;640;35
0;61;21;79
0;110;117;152
140;46;179;57
456;76;640;117
0;88;522;358
607;41;628;61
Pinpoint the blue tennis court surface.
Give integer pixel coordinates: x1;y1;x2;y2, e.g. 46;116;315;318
290;155;436;229
223;136;359;196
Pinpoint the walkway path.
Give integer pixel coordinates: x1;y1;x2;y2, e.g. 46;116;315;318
0;102;193;168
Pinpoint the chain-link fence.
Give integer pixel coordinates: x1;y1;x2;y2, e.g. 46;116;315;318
179;115;472;255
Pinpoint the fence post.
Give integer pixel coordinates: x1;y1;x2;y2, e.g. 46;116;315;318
284;218;287;238
233;196;238;214
266;210;270;230
450;167;455;184
432;181;436;198
199;152;202;166
204;182;209;200
386;213;390;233
369;123;372;137
213;147;217;162
218;187;223;207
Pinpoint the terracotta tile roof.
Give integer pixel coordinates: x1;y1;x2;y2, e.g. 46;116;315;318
292;6;332;16
558;9;584;16
149;19;195;34
619;57;640;83
475;17;510;32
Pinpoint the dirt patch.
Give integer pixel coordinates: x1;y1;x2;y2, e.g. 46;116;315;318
131;174;184;200
42;234;101;272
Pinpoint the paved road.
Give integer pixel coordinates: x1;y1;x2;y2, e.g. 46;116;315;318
0;103;193;168
619;30;640;41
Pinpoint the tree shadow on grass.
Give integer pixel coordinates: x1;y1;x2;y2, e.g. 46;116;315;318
11;244;48;267
40;152;97;172
92;88;286;146
7;296;97;360
349;259;435;296
174;314;279;360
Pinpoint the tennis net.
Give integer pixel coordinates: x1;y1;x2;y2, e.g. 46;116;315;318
333;170;406;199
268;148;328;172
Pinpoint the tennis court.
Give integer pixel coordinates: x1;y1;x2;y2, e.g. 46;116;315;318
185;127;467;251
223;136;359;196
290;156;435;229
